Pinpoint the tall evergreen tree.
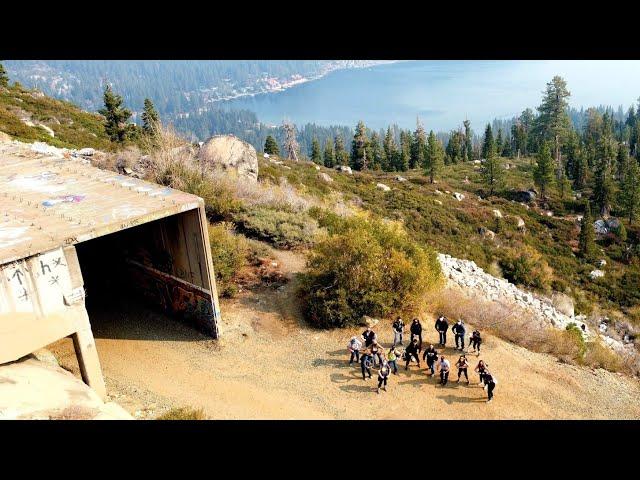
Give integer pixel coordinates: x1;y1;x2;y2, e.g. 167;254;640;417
323;138;335;168
481;124;504;196
424;130;444;183
264;135;280;155
616;143;630;182
398;130;411;171
368;132;384;170
533;76;571;178
619;159;640;224
534;141;555;199
495;129;504;156
411;118;427;168
0;62;8;88
334;135;349;166
383;127;398;172
482;124;496;160
578;200;596;260
310;137;322;164
141;98;159;136
593;129;617;216
463;119;473;161
350;121;369;170
98;84;132;143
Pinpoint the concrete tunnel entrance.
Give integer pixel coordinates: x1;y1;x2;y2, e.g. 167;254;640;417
74;210;221;339
1;151;221;401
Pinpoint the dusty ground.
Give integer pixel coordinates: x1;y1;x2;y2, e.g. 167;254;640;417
49;248;640;420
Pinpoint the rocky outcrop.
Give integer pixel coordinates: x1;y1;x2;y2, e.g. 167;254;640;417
199;135;258;183
0;355;132;420
318;172;333;183
438;253;581;332
376;183;391;192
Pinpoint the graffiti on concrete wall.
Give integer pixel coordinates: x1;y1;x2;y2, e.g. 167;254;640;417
42;195;86;207
125;260;217;337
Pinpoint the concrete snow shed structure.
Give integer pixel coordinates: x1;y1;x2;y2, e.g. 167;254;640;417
0;149;221;400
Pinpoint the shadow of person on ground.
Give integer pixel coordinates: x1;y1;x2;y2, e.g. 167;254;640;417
437;394;486;405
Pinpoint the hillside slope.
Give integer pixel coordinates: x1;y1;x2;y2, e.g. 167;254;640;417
0;83;113;150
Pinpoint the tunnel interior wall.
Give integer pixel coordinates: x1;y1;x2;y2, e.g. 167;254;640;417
75;208;219;337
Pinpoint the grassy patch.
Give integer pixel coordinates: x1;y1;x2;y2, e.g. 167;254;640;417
156;407;207;420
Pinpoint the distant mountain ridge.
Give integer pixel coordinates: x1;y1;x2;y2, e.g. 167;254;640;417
4;61;396;121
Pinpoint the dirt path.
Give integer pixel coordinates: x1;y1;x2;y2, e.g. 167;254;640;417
49;248;640;419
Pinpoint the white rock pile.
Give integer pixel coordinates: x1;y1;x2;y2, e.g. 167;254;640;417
437;253;579;331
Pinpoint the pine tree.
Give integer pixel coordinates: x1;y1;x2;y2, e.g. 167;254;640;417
141;98;159;136
481;124;504;196
264;135;280;155
534;141;555;199
350;121;369;170
398;130;411;171
411;118;427;168
383;127;398;172
619;159;640;224
98;84;132;143
310;137;322;164
495;129;504;157
0;62;8;88
533;76;571;178
593;133;616;216
578;200;596;260
424;130;444;183
334;135;349;166
616;143;630;182
463;119;473;161
323;138;335;168
482;124;495;160
368;132;384;170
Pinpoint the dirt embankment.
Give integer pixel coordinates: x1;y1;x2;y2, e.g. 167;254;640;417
49;247;640;420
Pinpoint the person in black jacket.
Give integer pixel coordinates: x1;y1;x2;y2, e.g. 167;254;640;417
404;338;421;370
362;326;377;348
410;318;423;349
434;316;449;346
470;330;482;355
452;319;466;350
392;317;405;346
483;370;497;403
422;344;438;376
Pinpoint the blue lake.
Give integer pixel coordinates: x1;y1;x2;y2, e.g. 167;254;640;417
221;60;640;131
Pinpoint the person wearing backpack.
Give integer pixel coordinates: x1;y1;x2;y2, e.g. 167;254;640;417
483;370;497;402
452;319;466;350
377;361;391;394
387;346;400;375
404;337;421;370
392;317;405;346
410;318;423;349
361;349;373;380
434;315;449;346
455;354;470;384
422;344;438;376
348;335;362;365
470;330;482;355
437;355;451;386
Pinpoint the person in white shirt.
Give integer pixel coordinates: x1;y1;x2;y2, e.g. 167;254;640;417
437;355;451;386
348;335;362;365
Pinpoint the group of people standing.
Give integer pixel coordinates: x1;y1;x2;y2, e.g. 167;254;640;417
347;316;497;402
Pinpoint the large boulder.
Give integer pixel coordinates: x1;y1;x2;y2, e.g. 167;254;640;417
198;135;258;183
513;189;537;203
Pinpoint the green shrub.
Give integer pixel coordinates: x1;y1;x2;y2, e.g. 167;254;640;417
500;245;553;290
300;215;442;328
233;206;319;249
208;223;249;297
